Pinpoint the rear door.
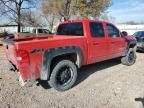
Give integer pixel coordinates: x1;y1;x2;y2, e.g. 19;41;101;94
106;23;126;58
89;22;108;63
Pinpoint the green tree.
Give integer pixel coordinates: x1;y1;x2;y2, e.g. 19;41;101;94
42;0;72;21
42;0;111;21
72;0;111;18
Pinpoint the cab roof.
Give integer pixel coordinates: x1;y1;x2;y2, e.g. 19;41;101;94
60;19;112;25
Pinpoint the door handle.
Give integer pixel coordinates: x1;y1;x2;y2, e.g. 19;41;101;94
93;43;99;45
111;42;116;44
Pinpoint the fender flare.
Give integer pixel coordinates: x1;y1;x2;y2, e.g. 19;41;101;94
123;39;137;56
127;40;137;49
40;46;83;80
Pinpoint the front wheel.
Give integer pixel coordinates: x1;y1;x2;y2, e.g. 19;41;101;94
48;60;77;91
121;48;136;66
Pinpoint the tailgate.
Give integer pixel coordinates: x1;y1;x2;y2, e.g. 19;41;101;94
2;40;17;65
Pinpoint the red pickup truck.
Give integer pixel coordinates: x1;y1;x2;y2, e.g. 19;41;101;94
2;20;137;91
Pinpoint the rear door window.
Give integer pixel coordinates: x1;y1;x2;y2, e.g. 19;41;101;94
90;22;104;37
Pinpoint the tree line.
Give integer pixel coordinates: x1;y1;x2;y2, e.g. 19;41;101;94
0;0;111;32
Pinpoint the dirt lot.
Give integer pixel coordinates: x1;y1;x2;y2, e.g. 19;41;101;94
0;46;144;108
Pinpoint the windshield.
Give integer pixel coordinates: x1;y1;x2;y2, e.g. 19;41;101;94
56;23;84;36
133;31;144;37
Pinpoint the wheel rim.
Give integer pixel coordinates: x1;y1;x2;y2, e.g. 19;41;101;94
128;51;135;63
56;66;73;86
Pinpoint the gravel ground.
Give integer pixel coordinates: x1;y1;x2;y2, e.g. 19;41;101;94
0;46;144;108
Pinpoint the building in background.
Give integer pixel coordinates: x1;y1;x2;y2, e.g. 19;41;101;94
0;25;44;33
0;25;18;33
0;24;144;35
116;24;144;35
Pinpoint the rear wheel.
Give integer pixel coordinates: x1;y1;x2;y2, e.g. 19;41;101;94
48;60;77;91
121;48;136;66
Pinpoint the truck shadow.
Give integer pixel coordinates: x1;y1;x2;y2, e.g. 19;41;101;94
37;58;121;90
75;58;121;87
37;80;51;89
135;97;144;107
137;50;144;53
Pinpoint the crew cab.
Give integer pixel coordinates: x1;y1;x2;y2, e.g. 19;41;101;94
2;20;137;91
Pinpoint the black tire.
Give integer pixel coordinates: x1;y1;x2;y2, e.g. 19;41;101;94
121;48;136;66
48;60;77;91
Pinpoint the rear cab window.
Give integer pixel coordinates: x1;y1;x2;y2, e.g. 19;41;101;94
90;22;105;38
57;22;84;36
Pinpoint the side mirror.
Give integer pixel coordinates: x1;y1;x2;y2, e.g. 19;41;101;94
121;31;128;37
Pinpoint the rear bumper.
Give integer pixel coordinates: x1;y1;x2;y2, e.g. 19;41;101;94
9;61;41;81
8;62;37;86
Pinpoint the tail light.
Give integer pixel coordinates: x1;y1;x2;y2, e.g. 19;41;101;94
16;50;30;65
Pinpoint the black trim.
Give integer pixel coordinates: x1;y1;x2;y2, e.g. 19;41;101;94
127;40;137;49
30;48;44;54
41;46;83;80
123;39;137;56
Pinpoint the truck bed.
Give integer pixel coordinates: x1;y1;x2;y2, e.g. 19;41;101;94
2;35;87;81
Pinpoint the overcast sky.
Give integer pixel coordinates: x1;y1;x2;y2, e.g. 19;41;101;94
108;0;144;23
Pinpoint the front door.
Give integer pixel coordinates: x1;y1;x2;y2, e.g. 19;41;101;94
106;23;126;58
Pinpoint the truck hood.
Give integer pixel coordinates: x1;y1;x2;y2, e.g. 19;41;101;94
125;35;136;41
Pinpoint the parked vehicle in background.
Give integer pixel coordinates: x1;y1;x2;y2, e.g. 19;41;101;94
32;28;52;34
133;31;144;51
2;20;137;91
15;28;52;39
0;32;14;45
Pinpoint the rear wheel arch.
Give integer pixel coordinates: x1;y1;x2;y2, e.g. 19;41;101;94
50;53;77;70
41;46;83;80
